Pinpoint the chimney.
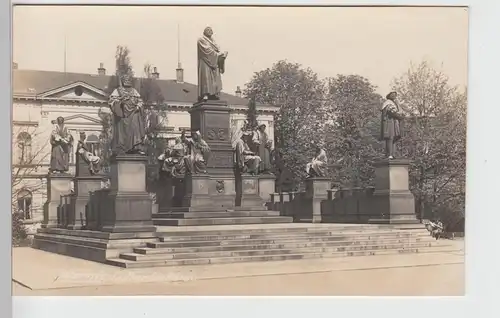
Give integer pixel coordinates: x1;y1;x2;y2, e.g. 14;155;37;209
176;62;184;83
235;86;242;98
13;62;18;70
152;67;159;79
98;62;106;76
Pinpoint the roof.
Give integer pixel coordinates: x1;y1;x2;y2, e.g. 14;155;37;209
12;69;256;106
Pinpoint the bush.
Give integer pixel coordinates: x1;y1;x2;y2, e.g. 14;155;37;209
12;212;28;246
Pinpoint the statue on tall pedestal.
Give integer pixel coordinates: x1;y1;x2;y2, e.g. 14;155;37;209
197;26;228;101
185;131;211;174
380;91;405;159
49;116;74;174
306;143;328;178
108;72;147;155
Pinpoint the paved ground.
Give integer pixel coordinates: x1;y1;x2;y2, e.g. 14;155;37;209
12;239;464;296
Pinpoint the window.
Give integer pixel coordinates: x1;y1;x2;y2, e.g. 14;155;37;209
17;189;32;220
16;132;32;165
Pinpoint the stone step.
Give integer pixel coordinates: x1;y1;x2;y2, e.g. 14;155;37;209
147;233;432;249
35;233;159;249
153;210;281;219
156;230;429;244
37;228;157;240
369;218;421;225
121;242;440;261
108;245;458;268
153;216;293;226
156;225;426;238
135;237;435;255
167;206;269;213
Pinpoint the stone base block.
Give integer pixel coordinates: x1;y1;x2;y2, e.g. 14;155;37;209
241;175;265;207
33;228;158;263
300;177;331;223
67;176;103;230
42;173;73;228
182;174;212;207
99;191;156;233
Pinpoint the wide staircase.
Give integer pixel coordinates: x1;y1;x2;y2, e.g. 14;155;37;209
152;206;293;226
107;223;458;268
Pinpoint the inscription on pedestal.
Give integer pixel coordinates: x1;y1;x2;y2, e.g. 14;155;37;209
209;151;233;168
205;113;229;128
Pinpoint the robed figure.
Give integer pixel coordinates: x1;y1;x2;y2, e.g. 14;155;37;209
76;132;101;176
306;145;328;178
108;73;147;155
185;131;211;174
380;91;405;159
158;133;189;178
197;27;228;101
234;131;261;175
251;124;273;174
49;117;74;173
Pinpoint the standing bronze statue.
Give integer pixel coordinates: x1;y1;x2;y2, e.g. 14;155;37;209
380;91;405;159
49;116;74;174
197;27;228;101
108;72;147;155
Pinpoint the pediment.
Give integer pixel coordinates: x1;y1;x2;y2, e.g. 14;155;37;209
39;81;108;102
51;114;102;125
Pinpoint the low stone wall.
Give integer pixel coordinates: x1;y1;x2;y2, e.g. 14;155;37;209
270;186;412;223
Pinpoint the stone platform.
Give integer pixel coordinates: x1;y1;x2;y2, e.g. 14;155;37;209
32;223;456;268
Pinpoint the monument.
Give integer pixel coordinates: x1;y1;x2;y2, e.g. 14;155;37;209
42;117;74;228
66;132;105;230
152;27;291;226
97;69;155;232
303;143;330;223
371;91;418;223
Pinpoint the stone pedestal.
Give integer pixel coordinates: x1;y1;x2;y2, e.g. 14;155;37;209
42;173;73;228
258;174;276;202
303;177;331;223
371;159;418;224
182;174;212;207
241;174;265;206
67;176;103;230
99;155;155;233
189;100;234;176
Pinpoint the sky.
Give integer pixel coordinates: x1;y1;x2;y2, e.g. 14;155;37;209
13;5;468;95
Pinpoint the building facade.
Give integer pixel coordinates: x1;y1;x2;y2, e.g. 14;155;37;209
12;64;278;232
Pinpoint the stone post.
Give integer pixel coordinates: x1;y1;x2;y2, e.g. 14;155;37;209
304;177;331;223
258;173;276;203
98;155;156;233
371;159;418;224
182;173;211;207
241;174;264;207
42;173;73;228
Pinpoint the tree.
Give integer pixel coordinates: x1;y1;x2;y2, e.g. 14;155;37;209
324;75;383;187
139;63;168;192
11;126;50;244
392;61;466;228
246;97;259;130
105;45;135;95
244;60;328;189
